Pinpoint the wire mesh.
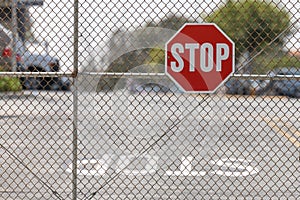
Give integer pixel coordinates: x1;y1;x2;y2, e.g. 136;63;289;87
0;0;299;199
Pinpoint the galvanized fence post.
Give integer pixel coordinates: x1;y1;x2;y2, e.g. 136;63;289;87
73;0;79;199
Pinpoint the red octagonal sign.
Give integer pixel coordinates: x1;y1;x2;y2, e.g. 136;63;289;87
165;23;235;93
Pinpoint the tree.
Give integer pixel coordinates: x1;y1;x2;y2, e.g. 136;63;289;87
98;15;194;91
144;15;196;68
147;14;194;30
205;0;290;73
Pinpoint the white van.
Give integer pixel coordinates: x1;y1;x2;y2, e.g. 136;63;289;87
0;23;70;90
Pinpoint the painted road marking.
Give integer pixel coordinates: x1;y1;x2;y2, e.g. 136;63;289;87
263;117;300;148
165;156;206;176
210;158;259;177
66;155;258;177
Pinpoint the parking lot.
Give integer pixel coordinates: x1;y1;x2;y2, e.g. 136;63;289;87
0;89;299;199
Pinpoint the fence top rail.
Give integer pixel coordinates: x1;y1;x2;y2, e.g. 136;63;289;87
78;72;300;80
1;72;300;80
0;72;73;77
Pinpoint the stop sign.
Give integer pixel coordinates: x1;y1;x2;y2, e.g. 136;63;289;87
165;23;235;93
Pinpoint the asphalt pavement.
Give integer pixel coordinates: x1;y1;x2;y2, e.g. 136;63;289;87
0;90;299;199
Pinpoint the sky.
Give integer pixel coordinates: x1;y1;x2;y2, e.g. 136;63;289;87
29;0;300;71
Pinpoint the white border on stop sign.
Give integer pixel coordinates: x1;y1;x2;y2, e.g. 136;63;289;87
165;23;235;94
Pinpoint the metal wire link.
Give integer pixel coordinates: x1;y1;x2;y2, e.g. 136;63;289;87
0;0;299;200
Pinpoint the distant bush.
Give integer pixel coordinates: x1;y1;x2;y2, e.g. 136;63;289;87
205;0;290;60
253;53;300;74
0;67;22;92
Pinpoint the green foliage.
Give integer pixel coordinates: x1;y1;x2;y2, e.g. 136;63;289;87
205;0;290;58
145;47;165;73
0;77;22;92
142;15;195;72
100;15;193;91
105;15;192;74
253;53;300;74
0;67;22;92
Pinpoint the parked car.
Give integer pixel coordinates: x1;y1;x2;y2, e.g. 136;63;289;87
225;77;271;95
131;82;172;94
0;25;22;71
269;67;300;98
127;77;182;94
0;23;70;90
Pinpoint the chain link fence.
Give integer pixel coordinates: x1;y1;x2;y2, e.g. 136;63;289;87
0;0;299;199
